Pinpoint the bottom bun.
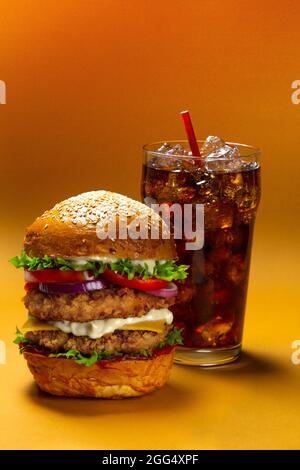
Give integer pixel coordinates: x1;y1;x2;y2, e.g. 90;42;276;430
23;349;175;399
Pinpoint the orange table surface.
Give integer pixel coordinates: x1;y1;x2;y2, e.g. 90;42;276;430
0;227;299;450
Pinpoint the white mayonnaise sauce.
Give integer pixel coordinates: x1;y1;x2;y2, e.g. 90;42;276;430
48;308;173;339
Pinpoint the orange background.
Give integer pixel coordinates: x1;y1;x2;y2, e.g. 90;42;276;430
1;0;300;450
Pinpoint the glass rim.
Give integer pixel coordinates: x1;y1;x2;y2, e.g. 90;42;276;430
143;140;261;160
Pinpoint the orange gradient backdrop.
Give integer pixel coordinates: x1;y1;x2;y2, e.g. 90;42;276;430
0;0;300;227
1;0;300;450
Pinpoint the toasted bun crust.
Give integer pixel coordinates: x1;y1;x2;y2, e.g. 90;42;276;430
24;191;176;260
24;349;174;398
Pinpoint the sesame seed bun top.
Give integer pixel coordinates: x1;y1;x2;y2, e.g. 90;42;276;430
24;190;176;260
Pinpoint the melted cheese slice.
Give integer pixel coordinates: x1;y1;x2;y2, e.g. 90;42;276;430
22;308;173;338
22;318;58;332
22;318;165;334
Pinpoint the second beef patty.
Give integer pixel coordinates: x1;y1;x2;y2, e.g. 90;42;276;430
25;325;172;355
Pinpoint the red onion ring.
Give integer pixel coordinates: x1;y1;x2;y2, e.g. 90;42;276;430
38;280;107;295
147;282;178;298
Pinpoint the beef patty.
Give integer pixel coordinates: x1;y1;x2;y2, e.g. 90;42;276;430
24;287;175;322
25;325;171;355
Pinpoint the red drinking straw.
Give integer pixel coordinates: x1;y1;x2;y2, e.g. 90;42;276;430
180;110;201;157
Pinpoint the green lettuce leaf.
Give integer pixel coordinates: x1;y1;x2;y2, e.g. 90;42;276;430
10;252;189;281
27;327;184;367
49;349;121;366
153;260;189;281
13;327;30;345
158;326;184;348
10;252;74;271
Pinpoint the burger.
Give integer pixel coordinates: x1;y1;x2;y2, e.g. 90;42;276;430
11;190;187;398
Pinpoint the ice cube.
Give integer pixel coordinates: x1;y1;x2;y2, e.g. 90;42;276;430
157;143;190;156
195;316;234;347
158;172;196;203
208;145;232;159
157;142;172;153
225;157;244;172
222;172;244;201
167;144;183;155
237;187;260;212
204;202;234;230
201;136;241;171
192;170;220;203
150;154;182;171
205;159;229;172
207;144;239;160
228;145;240;159
205;149;241;172
167;144;187;155
225;255;246;285
201;136;226;157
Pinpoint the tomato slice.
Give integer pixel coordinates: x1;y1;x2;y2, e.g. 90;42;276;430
102;269;168;291
24;269;94;284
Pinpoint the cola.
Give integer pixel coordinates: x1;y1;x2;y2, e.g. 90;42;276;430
142;141;261;363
